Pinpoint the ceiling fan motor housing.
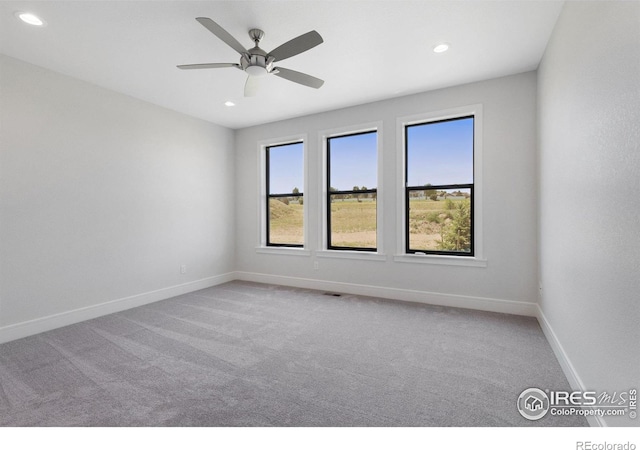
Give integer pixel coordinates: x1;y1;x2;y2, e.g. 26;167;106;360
241;29;274;76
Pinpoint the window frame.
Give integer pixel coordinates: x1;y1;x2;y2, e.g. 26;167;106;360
405;116;475;256
395;105;486;266
319;122;385;259
258;135;309;253
326;130;379;252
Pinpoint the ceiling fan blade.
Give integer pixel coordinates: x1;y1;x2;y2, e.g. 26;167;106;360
195;17;247;55
267;30;323;62
177;63;240;70
244;75;260;97
273;67;324;89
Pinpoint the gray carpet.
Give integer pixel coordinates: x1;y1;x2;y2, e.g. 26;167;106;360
0;281;586;426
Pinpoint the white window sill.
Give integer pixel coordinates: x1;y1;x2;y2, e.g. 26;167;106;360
316;250;387;262
393;254;487;267
255;246;312;257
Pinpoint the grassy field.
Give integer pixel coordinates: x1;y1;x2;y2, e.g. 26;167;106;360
268;197;470;251
329;199;377;248
268;199;304;245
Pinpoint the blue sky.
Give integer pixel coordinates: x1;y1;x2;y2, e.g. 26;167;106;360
407;117;473;186
268;142;304;194
268;117;473;193
329;132;377;190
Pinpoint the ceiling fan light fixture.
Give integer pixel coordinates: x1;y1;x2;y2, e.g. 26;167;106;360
245;65;268;77
433;43;450;53
15;11;45;26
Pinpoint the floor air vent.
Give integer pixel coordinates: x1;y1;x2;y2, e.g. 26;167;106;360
323;292;342;297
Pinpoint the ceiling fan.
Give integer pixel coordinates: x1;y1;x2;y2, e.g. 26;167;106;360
177;17;324;97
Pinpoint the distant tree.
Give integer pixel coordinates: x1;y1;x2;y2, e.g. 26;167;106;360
292;187;299;194
329;186;338;202
423;183;437;201
352;186;361;202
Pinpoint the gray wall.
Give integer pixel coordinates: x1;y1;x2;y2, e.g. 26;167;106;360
537;1;640;426
235;72;538;308
0;55;235;330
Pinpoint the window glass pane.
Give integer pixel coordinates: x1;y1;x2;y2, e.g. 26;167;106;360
269;197;304;245
408;188;471;253
328;132;377;191
329;193;377;248
269;142;303;195
406;117;473;186
267;141;303;247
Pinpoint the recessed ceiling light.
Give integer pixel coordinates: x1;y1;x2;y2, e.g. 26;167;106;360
224;101;235;107
15;11;45;26
433;43;450;53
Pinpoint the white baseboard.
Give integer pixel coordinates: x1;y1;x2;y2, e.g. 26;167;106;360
234;271;538;317
0;272;235;345
535;305;605;427
1;271;534;345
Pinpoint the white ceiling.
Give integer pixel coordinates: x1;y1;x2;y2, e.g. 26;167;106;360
0;1;564;129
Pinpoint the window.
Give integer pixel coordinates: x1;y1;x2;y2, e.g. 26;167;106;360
326;131;378;251
266;141;304;247
405;116;474;256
